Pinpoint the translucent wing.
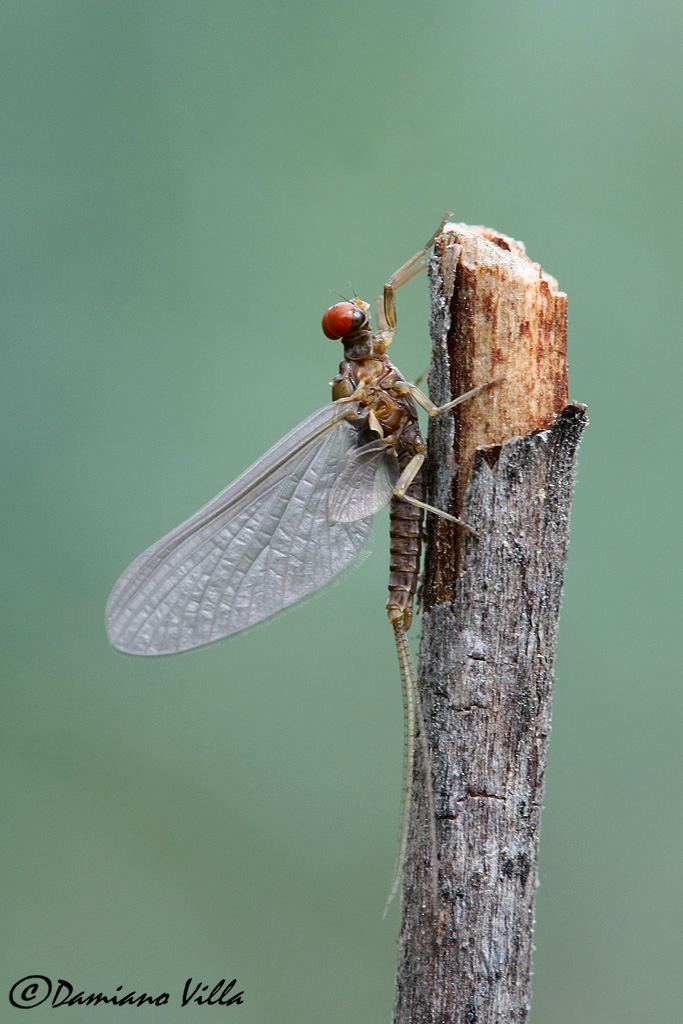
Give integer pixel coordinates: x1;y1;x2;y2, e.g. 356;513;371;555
106;403;372;655
328;440;399;523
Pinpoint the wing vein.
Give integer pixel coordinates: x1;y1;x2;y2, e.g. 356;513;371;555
106;403;378;655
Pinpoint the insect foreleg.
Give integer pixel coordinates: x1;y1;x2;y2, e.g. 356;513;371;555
376;213;453;334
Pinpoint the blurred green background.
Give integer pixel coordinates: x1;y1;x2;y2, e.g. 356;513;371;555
2;1;681;1021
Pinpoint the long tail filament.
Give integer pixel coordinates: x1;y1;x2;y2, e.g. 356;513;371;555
384;619;438;918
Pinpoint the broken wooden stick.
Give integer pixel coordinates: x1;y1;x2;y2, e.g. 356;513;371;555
393;224;587;1024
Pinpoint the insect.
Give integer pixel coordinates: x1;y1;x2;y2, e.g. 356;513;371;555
106;216;498;913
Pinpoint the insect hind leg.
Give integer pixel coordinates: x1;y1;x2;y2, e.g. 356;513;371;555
393;453;480;537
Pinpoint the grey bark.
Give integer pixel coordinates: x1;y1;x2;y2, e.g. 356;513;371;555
392;225;587;1024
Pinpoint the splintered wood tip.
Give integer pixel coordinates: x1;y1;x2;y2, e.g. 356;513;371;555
433;224;567;514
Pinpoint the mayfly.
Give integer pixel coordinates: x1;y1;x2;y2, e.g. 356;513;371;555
106;215;497;914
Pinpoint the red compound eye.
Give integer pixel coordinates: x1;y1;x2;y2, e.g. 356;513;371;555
322;301;365;339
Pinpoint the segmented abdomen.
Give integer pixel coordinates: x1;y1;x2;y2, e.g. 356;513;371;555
387;456;425;630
